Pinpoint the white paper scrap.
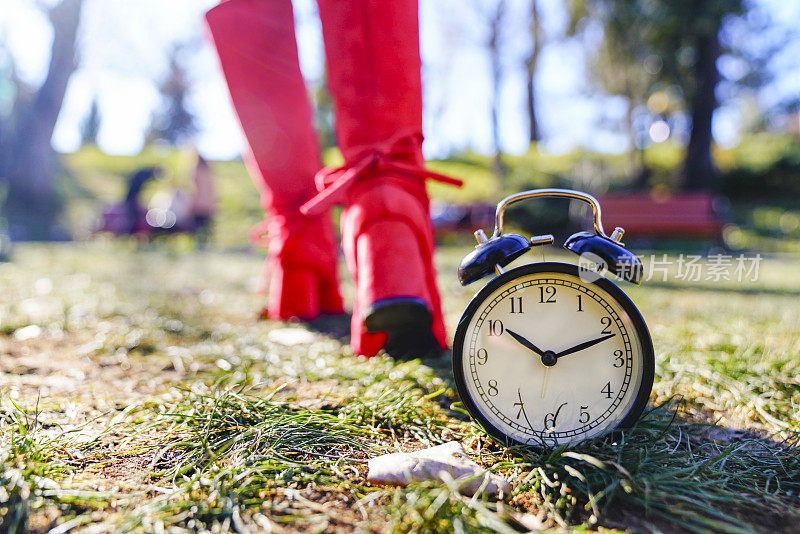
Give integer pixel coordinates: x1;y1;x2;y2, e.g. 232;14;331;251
367;441;510;495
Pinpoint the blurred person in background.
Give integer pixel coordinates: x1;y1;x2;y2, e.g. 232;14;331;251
190;154;217;244
123;166;162;235
205;0;461;360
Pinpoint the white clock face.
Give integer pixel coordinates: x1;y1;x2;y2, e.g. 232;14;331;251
455;264;652;446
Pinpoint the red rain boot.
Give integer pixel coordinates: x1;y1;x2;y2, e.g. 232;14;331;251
303;0;462;358
206;0;343;321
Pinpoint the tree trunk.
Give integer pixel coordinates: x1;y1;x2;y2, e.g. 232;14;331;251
625;83;649;190
525;0;542;145
488;0;507;178
683;29;720;191
4;0;83;240
525;72;540;145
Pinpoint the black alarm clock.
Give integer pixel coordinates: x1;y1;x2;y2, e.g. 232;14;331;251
452;189;654;447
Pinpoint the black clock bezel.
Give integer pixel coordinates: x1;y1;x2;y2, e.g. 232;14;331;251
452;261;655;448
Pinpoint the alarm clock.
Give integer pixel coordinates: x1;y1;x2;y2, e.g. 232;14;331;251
452;189;654;447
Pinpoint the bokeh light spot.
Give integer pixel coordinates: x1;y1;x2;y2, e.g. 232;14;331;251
649;120;670;143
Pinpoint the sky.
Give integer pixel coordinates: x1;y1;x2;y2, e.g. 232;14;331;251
1;0;799;160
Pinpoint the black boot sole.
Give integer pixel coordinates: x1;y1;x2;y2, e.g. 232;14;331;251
363;297;443;361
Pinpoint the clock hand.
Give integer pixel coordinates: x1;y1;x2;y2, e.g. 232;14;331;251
505;329;546;357
540;368;550;398
555;333;616;359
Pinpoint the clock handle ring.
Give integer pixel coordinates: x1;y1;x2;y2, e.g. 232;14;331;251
491;188;619;243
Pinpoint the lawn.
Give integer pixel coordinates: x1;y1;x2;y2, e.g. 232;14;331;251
2;242;800;533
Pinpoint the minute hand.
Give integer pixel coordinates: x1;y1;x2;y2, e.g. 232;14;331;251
555;333;616;359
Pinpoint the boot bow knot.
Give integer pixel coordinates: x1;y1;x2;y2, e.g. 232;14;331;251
300;131;462;216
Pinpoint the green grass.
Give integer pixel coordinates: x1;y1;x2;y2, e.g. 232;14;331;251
2;243;800;532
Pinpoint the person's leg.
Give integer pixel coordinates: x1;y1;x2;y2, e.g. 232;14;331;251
205;0;343;320
309;0;459;358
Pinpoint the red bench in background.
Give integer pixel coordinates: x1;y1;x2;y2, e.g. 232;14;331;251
597;192;727;240
431;201;496;236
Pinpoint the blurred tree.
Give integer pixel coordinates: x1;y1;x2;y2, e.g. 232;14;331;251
571;0;759;191
471;0;509;177
299;1;336;152
525;0;543;145
649;0;746;190
488;0;507;176
147;45;197;146
311;72;336;151
568;0;654;186
80;97;101;146
0;0;84;240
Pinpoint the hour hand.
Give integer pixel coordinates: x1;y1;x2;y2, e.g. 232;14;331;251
505;328;546;357
556;333;616;359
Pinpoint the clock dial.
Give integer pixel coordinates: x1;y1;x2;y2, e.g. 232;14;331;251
453;262;654;447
